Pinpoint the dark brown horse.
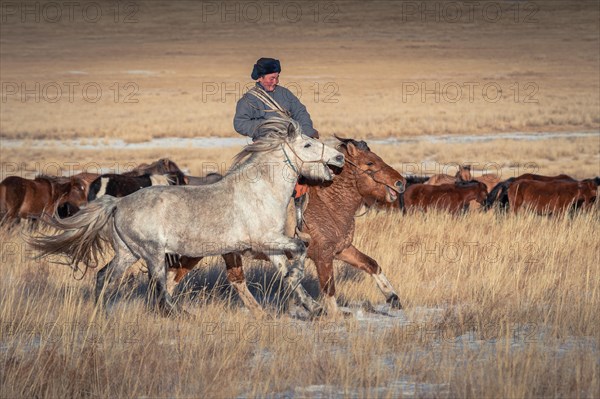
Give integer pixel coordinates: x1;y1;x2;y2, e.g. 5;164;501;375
0;175;88;228
485;173;576;210
169;137;406;315
87;173;188;201
400;181;488;214
124;158;186;178
508;178;599;215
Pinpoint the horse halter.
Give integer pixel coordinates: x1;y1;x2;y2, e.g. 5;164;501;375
281;139;327;176
345;157;406;194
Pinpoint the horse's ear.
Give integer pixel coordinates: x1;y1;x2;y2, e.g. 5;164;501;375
334;134;351;143
287;122;296;138
346;142;358;157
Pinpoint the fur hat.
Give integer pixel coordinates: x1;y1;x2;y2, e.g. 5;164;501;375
251;58;281;80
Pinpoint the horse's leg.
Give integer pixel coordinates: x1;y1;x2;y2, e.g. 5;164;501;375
145;253;180;316
165;255;202;296
312;256;340;316
222;252;266;317
95;237;139;308
335;245;403;309
262;237;321;315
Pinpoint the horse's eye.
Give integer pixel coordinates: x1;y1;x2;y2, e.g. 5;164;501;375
304;143;312;148
366;161;374;166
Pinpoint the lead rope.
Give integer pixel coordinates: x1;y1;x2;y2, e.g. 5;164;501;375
246;87;292;119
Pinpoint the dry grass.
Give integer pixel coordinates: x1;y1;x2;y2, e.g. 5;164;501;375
1;1;599;140
1;205;598;398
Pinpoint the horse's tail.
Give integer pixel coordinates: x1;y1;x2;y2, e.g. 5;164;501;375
27;196;119;271
485;178;514;210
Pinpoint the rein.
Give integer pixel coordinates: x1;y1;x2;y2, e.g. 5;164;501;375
247;87;291;119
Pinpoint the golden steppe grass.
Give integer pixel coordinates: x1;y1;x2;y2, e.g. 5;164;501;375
1;134;599;397
1;1;599;140
1;206;598;398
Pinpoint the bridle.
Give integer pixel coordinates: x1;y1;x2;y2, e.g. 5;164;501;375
344;154;406;217
281;138;327;176
344;157;406;195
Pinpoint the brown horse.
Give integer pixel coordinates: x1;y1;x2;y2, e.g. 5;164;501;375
169;136;406;315
508;178;599;215
425;164;472;186
455;165;501;192
400;181;488;214
485;173;576;210
0;175;88;228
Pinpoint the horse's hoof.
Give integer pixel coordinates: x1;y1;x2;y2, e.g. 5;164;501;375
160;304;185;318
308;307;326;320
386;294;403;310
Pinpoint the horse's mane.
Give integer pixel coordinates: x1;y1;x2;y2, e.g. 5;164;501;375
35;174;70;184
334;135;371;152
229;117;302;172
405;175;430;185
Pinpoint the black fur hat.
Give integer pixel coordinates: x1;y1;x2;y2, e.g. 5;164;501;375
251;58;281;80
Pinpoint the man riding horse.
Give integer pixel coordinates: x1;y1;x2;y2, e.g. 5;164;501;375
234;57;319;241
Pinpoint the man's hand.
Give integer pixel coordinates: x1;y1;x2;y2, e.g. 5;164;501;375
312;129;320;139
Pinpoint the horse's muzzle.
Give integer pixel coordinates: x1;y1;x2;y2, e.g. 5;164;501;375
328;154;345;168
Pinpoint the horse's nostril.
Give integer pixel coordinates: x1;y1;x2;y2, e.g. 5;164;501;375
395;181;404;189
335;155;344;163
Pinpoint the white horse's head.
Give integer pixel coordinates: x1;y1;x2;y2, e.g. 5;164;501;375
256;118;345;182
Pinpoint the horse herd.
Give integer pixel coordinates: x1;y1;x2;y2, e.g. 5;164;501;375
2;122;599;317
393;165;599;215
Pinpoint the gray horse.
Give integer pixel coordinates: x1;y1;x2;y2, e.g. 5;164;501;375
29;118;345;316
